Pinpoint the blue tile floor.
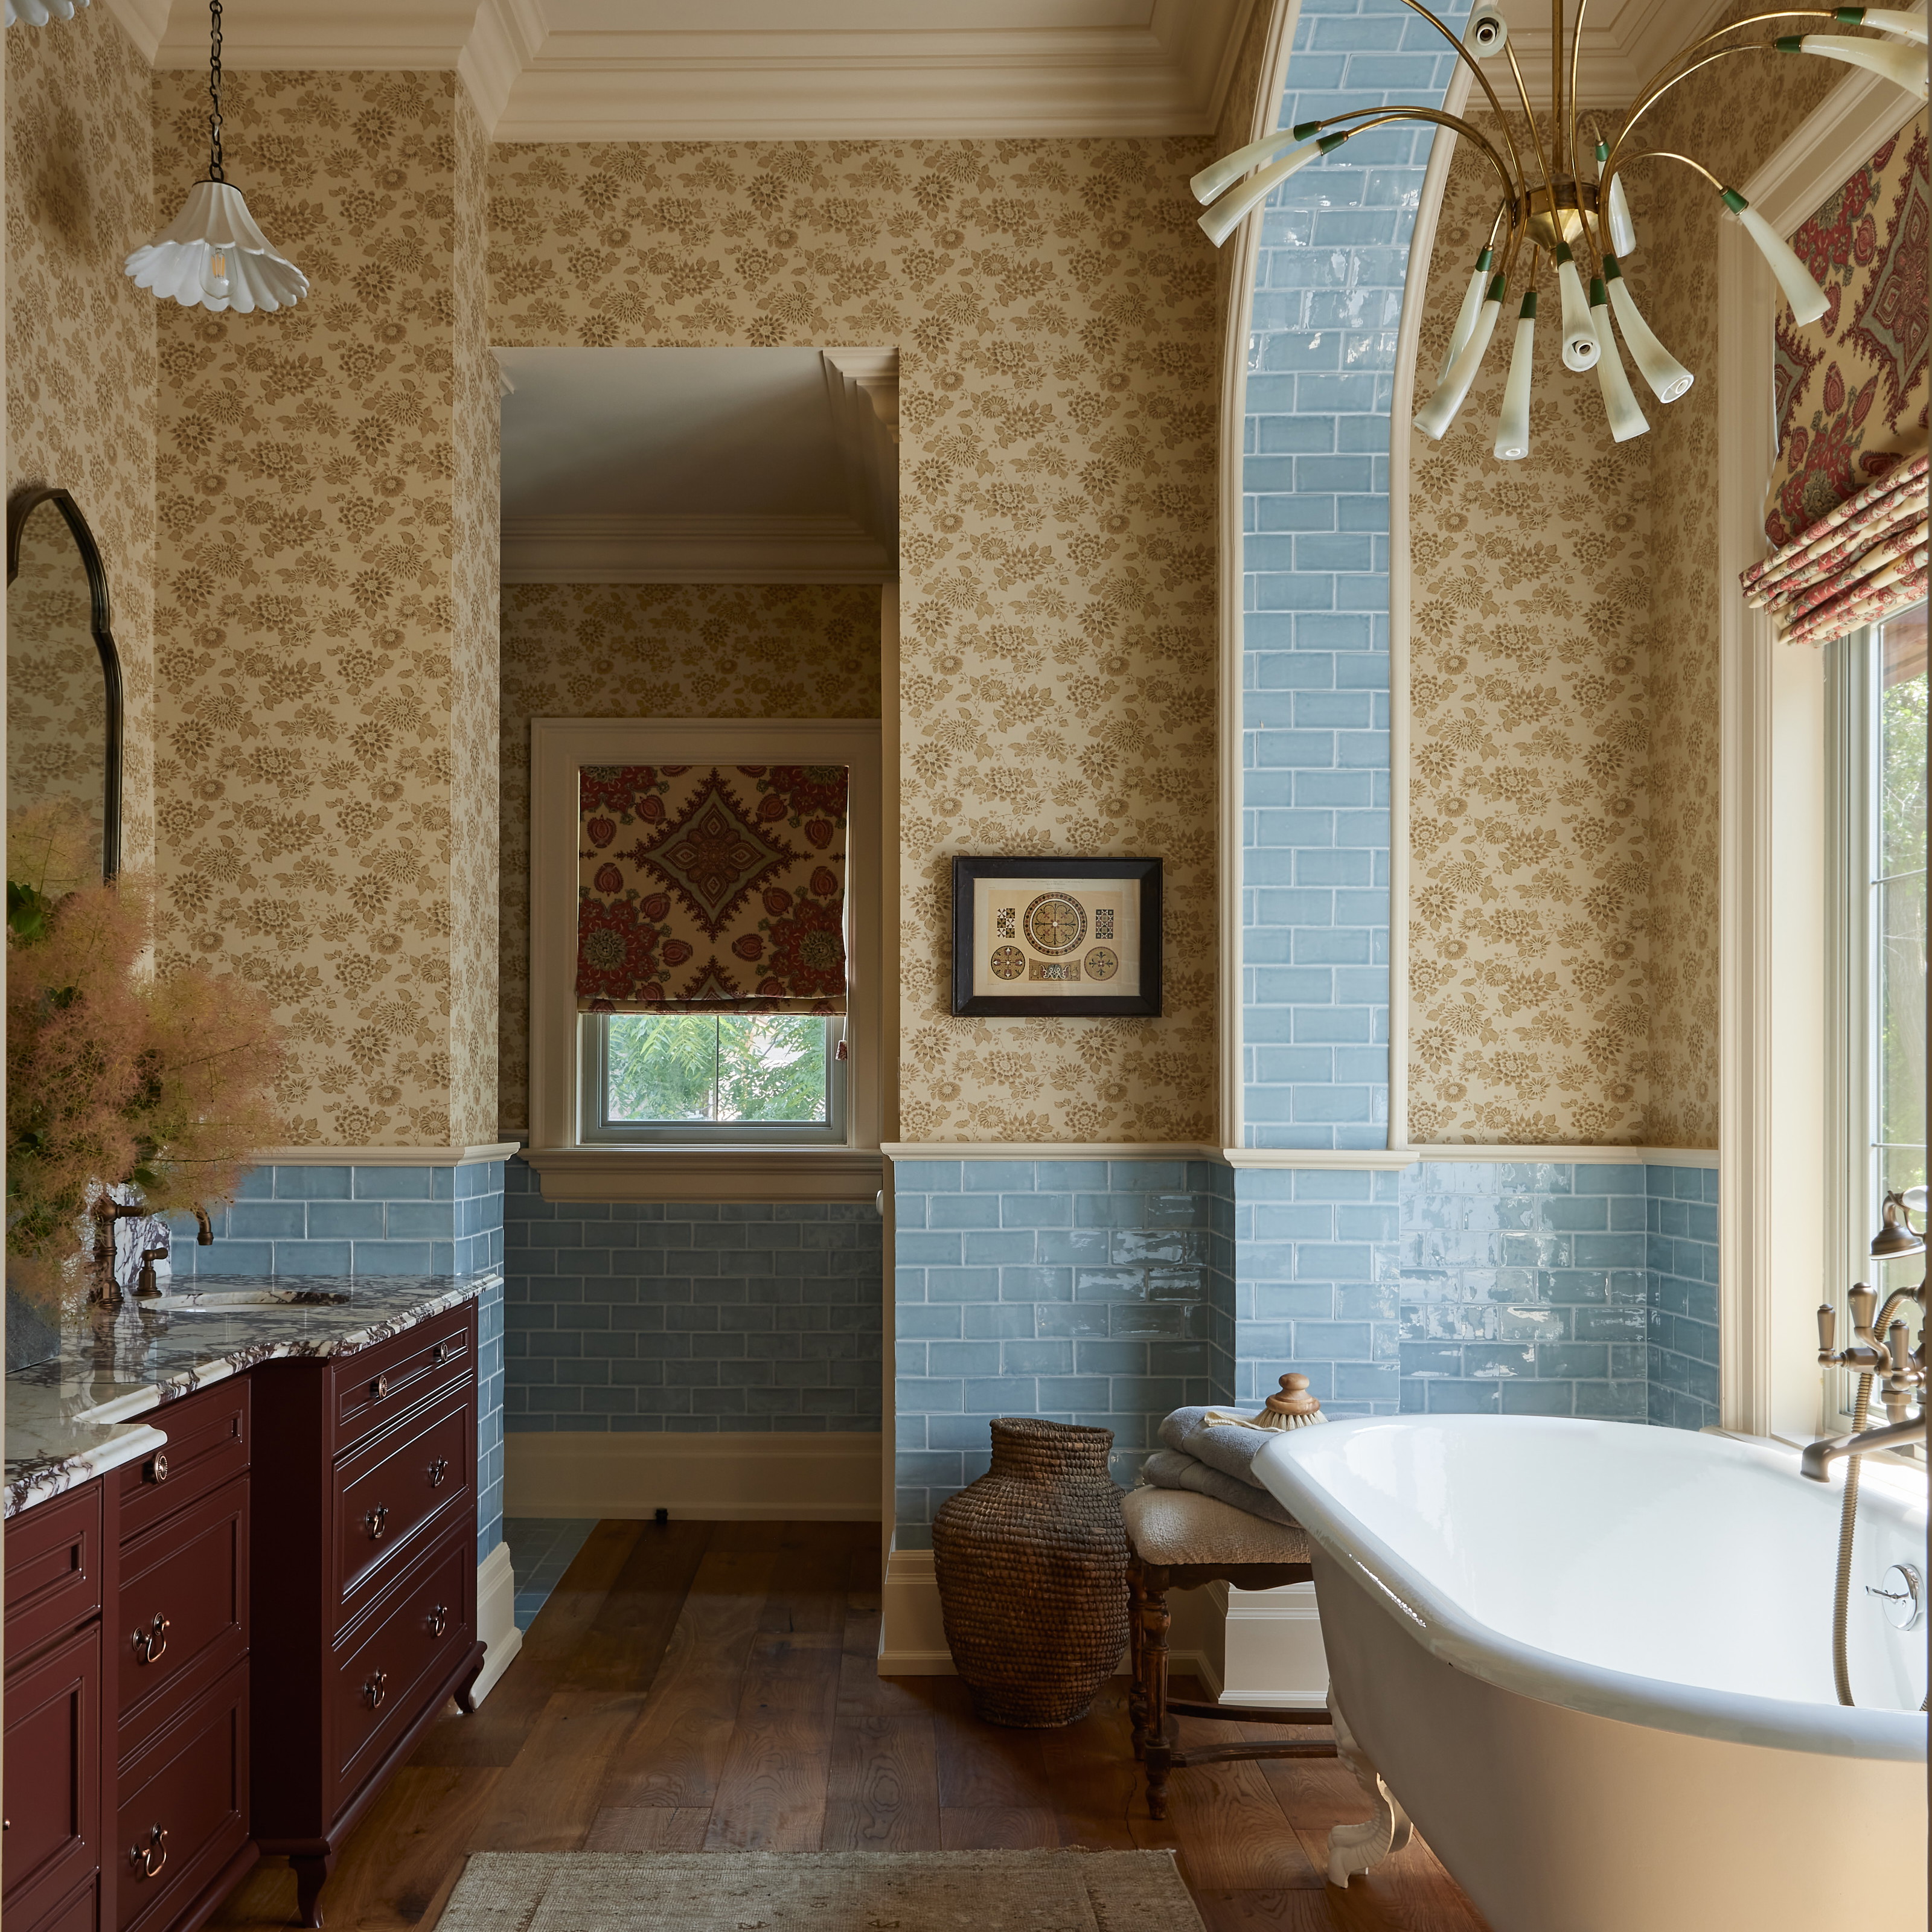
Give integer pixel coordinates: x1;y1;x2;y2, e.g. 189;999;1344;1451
504;1516;598;1630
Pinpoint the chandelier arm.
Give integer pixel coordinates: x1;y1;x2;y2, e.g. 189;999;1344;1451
1612;10;1846;155
1602;43;1783;205
1569;0;1589;191
1383;0;1533;193
1294;107;1520;208
1553;0;1565;181
1502;39;1567;238
1612;149;1727;194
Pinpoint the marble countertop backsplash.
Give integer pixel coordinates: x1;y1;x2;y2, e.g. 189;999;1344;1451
5;1271;501;1520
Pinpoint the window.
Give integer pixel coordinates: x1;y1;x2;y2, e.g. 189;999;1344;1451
580;1011;848;1144
1826;601;1927;1416
526;716;881;1186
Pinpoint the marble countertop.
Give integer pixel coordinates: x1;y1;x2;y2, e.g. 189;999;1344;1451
5;1271;501;1520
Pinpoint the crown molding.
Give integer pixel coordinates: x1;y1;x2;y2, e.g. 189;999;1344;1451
499;512;895;584
1476;0;1737;109
138;0;1259;140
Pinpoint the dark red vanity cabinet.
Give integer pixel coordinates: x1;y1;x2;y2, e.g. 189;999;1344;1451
111;1381;257;1932
249;1305;484;1928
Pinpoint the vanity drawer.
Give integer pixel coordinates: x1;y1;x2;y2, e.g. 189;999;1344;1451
330;1527;472;1806
331;1308;473;1454
115;1475;248;1764
4;1483;104;1665
113;1658;248;1932
117;1380;249;1544
333;1387;472;1623
2;1623;101;1929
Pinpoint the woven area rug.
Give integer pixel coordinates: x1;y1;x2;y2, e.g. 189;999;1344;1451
435;1850;1207;1931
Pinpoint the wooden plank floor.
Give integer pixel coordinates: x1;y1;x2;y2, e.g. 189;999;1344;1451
209;1521;1490;1932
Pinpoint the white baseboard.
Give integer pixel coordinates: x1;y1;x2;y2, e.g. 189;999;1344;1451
1220;1580;1329;1706
505;1430;884;1520
876;1552;1235;1691
470;1540;522;1706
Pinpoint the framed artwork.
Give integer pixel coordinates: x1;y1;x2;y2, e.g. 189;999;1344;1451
950;856;1162;1017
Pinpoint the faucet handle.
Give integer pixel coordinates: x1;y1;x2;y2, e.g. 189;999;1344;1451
1817;1302;1837;1360
1849;1283;1878;1335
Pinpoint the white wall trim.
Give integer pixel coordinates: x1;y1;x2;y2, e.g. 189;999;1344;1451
1717;71;1919;1441
470;1542;523;1706
527;717;883;1166
499;513;894;585
524;1148;884;1203
1408;1144;1719;1168
506;1430;884;1521
884;1142;1223;1163
253;1141;520;1168
1387;62;1473;1153
1217;0;1301;1157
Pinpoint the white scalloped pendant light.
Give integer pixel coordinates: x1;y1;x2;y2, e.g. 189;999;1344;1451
7;0;90;26
126;181;307;313
124;0;307;315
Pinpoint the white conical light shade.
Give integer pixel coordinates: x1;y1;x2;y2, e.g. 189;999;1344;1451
1198;144;1327;248
1596;145;1637;255
1415;283;1503;440
1787;33;1929;92
1493;298;1537;460
1590;294;1650;442
1846;8;1928;43
6;0;88;22
1555;252;1601;369
1191;129;1303;205
125;181;309;315
1604;259;1694;402
1439;254;1494;382
1726;193;1829;324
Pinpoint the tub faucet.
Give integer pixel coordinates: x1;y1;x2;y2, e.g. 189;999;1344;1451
1803;1282;1927;1480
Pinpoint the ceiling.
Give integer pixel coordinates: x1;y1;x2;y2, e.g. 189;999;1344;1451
496;348;898;582
101;0;1738;138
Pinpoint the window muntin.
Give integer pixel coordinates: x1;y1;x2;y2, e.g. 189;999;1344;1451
1874;603;1927;1211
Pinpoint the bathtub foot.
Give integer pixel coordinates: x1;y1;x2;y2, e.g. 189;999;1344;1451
1326;1692;1412;1887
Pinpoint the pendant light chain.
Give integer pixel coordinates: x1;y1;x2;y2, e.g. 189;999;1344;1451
206;0;225;184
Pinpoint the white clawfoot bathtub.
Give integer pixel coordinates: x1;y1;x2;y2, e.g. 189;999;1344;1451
1253;1416;1927;1932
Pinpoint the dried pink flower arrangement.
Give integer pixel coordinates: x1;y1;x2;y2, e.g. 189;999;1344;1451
7;801;289;1309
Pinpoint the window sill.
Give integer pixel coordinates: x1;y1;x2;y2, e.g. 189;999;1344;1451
522;1145;884;1202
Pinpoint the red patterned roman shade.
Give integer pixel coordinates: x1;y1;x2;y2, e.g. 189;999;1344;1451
575;764;848;1016
1743;116;1928;645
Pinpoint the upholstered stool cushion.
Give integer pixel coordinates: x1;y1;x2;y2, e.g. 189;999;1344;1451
1122;1484;1313;1569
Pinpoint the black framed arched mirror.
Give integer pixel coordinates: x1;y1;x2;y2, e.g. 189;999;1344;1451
7;487;123;882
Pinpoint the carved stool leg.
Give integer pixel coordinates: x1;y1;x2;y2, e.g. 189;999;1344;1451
292;1850;337;1928
1128;1562;1150;1759
1325;1690;1412;1887
1140;1572;1174;1820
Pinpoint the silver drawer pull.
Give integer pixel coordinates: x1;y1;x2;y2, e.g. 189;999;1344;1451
369;1373;389;1401
130;1826;167;1879
362;1670;388;1710
144;1453;169;1485
365;1504;389;1540
131;1613;170;1665
426;1603;448;1638
427;1457;450;1489
431;1342;447;1366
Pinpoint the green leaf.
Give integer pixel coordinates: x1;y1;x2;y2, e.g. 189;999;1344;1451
6;878;50;943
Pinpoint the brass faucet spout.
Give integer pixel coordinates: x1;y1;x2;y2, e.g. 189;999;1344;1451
1800;1412;1929;1482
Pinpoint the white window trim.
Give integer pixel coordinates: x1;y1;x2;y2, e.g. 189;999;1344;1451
1717;68;1924;1442
526;715;883;1201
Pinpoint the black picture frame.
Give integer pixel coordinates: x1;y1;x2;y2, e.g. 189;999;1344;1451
950;856;1162;1017
7;486;123;881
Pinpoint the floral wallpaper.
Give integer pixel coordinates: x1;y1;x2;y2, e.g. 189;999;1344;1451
150;70;500;1149
1768;112;1928;548
497;581;880;1128
1406;114;1655;1146
8;502;111;857
1636;28;1838;1148
489;139;1221;1144
6;2;156;881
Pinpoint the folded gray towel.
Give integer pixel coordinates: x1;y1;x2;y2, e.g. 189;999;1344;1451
1158;1406;1284;1489
1139;1448;1301;1527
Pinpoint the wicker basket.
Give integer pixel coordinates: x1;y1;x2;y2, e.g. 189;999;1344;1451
930;1417;1129;1727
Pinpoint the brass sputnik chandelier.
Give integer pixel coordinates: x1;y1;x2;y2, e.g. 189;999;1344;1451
1193;2;1928;459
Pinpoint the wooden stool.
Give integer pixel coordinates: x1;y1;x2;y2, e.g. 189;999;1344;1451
1122;1485;1337;1818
